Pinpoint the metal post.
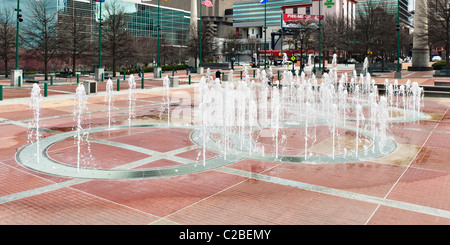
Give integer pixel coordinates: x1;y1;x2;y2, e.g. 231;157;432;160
189;74;191;85
77;73;80;84
141;76;144;89
14;0;21;70
117;79;120;91
44;82;48;97
98;0;102;69
397;0;401;73
318;0;322;71
50;74;53;85
264;1;267;69
0;85;3;100
18;76;21;87
157;0;160;69
199;0;203;69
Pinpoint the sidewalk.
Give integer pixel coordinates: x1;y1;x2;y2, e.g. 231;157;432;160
1;68;450;101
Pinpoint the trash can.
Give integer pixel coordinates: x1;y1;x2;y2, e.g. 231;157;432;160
83;80;97;94
169;76;179;87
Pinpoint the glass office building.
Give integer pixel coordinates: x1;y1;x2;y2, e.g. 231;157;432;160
233;0;311;28
0;0;191;46
356;0;411;25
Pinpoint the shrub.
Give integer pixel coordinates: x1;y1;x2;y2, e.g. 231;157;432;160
432;60;449;70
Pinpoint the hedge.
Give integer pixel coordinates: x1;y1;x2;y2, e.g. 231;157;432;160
118;64;189;74
432;60;450;70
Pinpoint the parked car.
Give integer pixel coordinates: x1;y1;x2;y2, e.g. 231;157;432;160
347;58;357;64
432;56;442;62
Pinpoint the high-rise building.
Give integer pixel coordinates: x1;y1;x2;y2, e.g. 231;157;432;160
231;0;358;63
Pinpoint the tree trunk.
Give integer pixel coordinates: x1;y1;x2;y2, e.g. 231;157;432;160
72;52;76;76
4;59;8;78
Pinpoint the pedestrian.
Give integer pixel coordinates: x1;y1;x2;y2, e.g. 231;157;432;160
215;69;221;80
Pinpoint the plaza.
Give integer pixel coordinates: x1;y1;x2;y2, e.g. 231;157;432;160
0;67;449;226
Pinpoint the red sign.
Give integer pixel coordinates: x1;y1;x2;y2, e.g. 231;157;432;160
282;14;323;29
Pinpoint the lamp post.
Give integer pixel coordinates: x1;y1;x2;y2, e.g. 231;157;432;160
199;0;202;70
98;0;102;69
11;0;23;87
142;0;161;77
395;0;402;78
157;0;160;71
95;0;105;82
264;0;267;69
317;0;323;77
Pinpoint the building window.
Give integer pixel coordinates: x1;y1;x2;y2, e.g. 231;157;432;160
293;8;298;14
306;7;310;15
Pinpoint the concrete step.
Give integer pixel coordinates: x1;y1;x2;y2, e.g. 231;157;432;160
376;84;450;97
434;80;450;86
422;85;450;92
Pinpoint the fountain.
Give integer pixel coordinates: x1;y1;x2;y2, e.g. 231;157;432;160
193;55;426;164
74;83;90;171
17;55;428;180
28;84;42;164
105;78;114;129
127;74;136;127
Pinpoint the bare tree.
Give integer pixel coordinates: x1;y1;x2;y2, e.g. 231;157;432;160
21;0;60;80
56;1;93;75
426;0;450;68
187;21;217;67
354;0;397;64
0;8;16;77
102;0;135;75
135;36;157;66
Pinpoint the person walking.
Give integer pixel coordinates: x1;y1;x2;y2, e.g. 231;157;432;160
215;70;221;80
138;66;143;77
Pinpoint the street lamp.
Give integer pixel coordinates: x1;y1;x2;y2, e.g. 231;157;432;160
142;0;161;78
11;0;23;87
317;0;323;77
395;0;402;78
95;0;105;82
199;0;203;70
264;0;267;69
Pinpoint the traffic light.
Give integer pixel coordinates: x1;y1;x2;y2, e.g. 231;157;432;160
17;14;23;22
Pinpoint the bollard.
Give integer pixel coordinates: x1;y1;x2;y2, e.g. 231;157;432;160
141;76;144;89
186;68;189;75
278;70;281;80
50;74;53;86
102;72;105;82
117;79;120;91
159;70;162;78
0;85;3;100
18;76;21;87
172;69;175;76
189;75;191;85
123;72;126;81
44;83;48;97
253;70;255;78
240;71;242;79
77;73;80;84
